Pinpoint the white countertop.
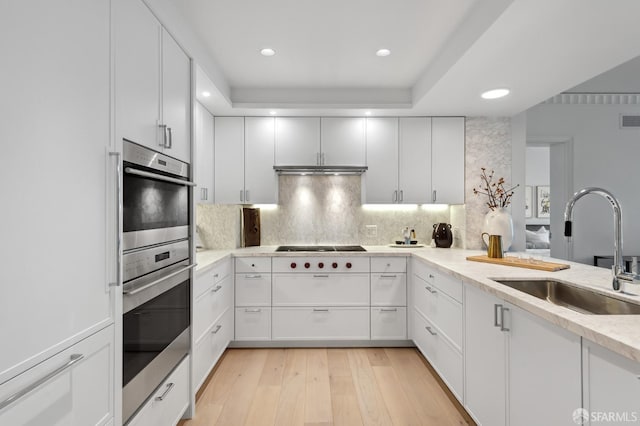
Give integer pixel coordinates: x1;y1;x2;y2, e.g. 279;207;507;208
196;245;640;362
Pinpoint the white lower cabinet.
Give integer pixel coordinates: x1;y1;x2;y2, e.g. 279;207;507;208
235;307;272;341
194;308;233;390
272;273;369;306
582;339;640;425
371;307;407;339
127;355;189;426
0;325;114;426
234;257;272;341
272;307;370;340
193;274;232;343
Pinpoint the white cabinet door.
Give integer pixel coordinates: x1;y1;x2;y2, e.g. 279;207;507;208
1;0;113;383
583;339;640;425
195;102;214;203
365;117;399;203
272;307;370;340
214;117;245;204
0;325;114;426
464;284;507;426
114;0;161;151
245;117;277;204
508;304;582;426
399;117;432;204
235;307;272;341
321;118;366;166
432;117;464;204
161;29;191;163
275;117;320;166
371;307;407;340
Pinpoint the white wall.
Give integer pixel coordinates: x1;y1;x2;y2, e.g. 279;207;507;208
527;103;640;266
525;146;550;185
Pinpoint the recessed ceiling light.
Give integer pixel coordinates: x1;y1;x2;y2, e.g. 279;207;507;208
481;88;510;99
202;91;211;98
365;111;372;116
269;111;276;115
376;49;391;57
260;48;276;57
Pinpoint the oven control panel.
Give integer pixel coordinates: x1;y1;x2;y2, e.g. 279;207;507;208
123;239;190;283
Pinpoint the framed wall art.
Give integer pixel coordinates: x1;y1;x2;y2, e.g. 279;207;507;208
536;186;550;218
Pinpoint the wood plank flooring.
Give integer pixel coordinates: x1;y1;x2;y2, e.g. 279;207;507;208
179;348;473;426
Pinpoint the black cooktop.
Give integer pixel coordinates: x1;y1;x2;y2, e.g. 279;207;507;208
275;245;366;252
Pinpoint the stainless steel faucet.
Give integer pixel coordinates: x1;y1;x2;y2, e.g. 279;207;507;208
564;187;640;291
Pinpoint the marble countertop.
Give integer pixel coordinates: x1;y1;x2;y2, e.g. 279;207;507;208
196;245;640;362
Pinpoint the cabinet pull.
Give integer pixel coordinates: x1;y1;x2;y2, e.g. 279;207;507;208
213;273;219;278
494;304;502;328
200;188;206;200
313;308;329;312
313;274;330;278
0;354;84;411
380;308;398;312
158;123;167;147
166;127;172;149
240;190;244;202
155;382;175;401
109;151;122;288
500;307;510;332
425;286;437;294
246;190;250;202
399;190;403;202
380;274;397;278
244;274;262;279
244;308;262;313
428;274;435;279
211;285;222;293
393;190;398;202
425;326;437;336
211;324;222;334
432;190;437;202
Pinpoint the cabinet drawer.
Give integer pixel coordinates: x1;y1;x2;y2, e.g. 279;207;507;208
235;257;271;273
273;273;369;306
413;310;463;401
371;257;407;273
371;273;406;306
128;355;190;426
235;307;271;341
413;275;462;350
194;259;231;299
0;325;113;426
412;260;462;302
235;273;271;306
193;274;233;342
272;307;370;340
194;308;233;392
371;307;407;340
272;257;370;273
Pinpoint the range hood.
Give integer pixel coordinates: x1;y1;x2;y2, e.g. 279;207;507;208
274;165;368;175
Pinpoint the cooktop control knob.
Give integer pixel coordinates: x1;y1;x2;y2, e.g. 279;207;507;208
304;262;310;269
290;262;297;269
332;262;338;269
318;262;324;268
346;262;352;269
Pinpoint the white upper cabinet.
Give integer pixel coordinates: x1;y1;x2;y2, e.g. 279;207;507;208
365;117;432;204
321;118;366;166
365;117;399;203
245;117;277;204
214;117;245;204
195;102;214;203
275;117;320;166
1;0;113;383
214;117;277;204
432;117;464;204
115;0;191;163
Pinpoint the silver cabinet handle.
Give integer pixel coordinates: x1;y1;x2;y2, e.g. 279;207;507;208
425;286;437;294
200;188;207;200
494;304;502;327
313;308;329;312
380;308;398;312
125;167;196;186
245;190;250;202
211;285;222;293
393;190;398;202
211;324;222;334
109;151;121;288
159;123;167;147
244;274;262;279
428;274;435;279
124;263;197;295
380;274;397;278
244;308;262;313
155;382;175;401
166;127;172;149
399;190;403;202
313;274;330;278
240;190;244;202
0;354;84;411
432;190;437;202
500;307;510;332
213;273;219;278
425;326;437;336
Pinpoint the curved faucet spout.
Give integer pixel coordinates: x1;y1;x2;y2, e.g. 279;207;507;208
564;187;624;291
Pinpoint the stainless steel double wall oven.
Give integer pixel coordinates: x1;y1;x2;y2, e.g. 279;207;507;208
121;140;194;423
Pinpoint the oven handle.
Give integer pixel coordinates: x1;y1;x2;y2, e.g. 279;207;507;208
124;167;196;187
123;263;197;295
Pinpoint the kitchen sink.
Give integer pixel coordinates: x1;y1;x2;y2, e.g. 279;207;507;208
493;279;640;315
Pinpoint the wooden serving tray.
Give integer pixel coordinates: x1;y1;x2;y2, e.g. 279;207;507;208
466;255;570;272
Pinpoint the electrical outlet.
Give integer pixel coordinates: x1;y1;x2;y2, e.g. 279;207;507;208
365;225;377;237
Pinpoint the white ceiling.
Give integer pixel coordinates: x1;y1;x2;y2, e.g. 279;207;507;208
177;0;640;117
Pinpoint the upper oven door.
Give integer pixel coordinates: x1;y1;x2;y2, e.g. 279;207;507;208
122;141;194;251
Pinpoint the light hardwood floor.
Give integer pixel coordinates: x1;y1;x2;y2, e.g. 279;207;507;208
179;348;474;426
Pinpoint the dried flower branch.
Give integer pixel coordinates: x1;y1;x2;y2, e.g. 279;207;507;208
473;168;519;210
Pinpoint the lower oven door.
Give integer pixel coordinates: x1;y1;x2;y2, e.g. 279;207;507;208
122;266;191;424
